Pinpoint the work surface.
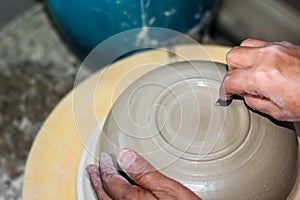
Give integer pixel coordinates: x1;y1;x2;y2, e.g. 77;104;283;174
22;45;300;199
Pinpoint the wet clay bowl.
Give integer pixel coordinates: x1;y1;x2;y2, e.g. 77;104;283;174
96;61;298;199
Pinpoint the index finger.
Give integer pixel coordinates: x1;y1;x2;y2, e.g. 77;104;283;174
226;46;262;71
219;68;255;100
86;164;112;200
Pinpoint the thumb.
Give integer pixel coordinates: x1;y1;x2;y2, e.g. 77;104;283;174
117;148;200;200
117;148;168;191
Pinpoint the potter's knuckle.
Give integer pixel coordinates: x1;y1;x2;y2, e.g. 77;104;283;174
251;69;265;84
244;38;253;42
223;73;231;84
130;171;151;185
132;163;153;181
280;41;292;46
131;172;144;183
273;44;286;53
252;69;262;80
227;46;240;58
224;72;236;86
225;52;231;63
224;74;238;92
264;43;285;56
226;49;234;62
137;171;153;183
241;38;253;45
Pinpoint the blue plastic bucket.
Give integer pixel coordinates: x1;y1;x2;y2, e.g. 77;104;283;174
46;0;215;59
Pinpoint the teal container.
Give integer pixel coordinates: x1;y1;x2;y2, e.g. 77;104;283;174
46;0;215;59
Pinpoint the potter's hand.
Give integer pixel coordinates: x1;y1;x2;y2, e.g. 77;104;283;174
86;148;201;200
220;38;300;121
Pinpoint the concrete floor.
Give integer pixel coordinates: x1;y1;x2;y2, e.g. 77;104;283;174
0;0;37;27
0;3;80;199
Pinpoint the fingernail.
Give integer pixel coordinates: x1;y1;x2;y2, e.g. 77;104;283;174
118;149;136;169
86;164;95;171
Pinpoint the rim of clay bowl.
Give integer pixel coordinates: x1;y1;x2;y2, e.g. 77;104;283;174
76;119;105;200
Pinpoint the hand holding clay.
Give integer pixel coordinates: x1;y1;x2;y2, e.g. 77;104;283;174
86;148;201;200
220;38;300;121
